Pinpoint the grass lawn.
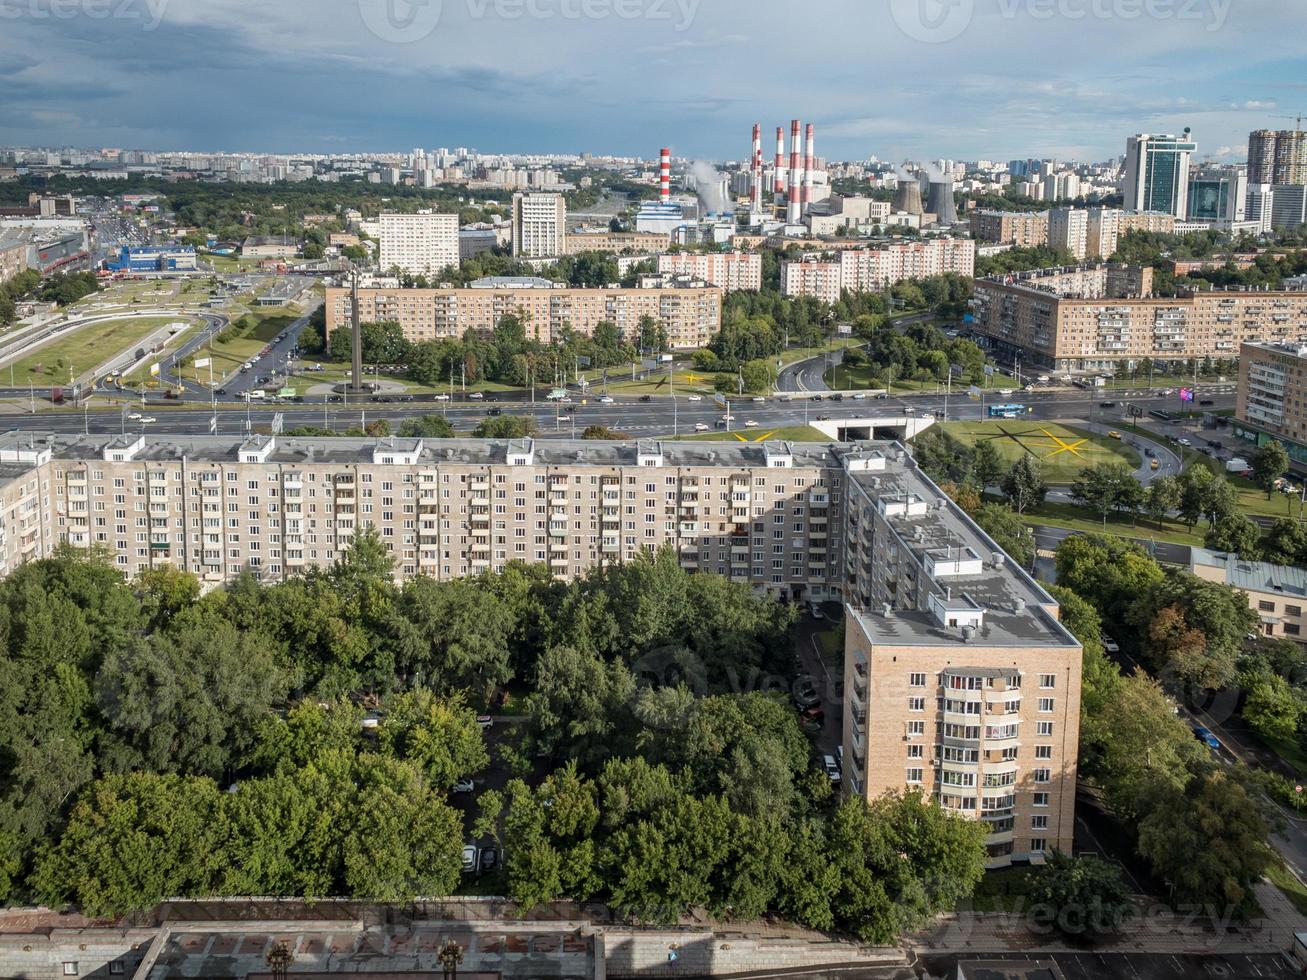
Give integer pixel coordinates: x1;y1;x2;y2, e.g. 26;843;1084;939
1020;500;1205;548
1266;861;1307;917
825;361;1021;393
813;625;844;677
940;420;1141;483
671;425;831;443
1100;373;1234;392
6;316;191;382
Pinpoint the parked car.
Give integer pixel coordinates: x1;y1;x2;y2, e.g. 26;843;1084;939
453;779;474;794
800;705;825;725
461;845;478;874
821;753;841;784
1192;725;1221;751
793;678;820;710
479;848;498;872
810;602;825;620
1100;634;1120;654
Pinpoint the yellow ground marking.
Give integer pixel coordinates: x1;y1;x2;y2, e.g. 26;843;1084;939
1037;425;1091;460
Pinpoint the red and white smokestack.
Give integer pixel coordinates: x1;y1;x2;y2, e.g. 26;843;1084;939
774;126;785;202
659;147;671;203
803;123;815;209
751;123;762;210
787;119;802;224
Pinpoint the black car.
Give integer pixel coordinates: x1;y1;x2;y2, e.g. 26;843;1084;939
639;394;652;402
1100;401;1117;408
327;395;343;403
829;393;844;401
1199;399;1215;406
815;414;831;421
215;387;227;395
487;407;502;416
811;394;824;402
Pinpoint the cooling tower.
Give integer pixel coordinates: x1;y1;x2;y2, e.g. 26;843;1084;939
927;180;959;224
894;178;923;215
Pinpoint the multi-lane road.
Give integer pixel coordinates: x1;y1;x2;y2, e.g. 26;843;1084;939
6;387;1236;439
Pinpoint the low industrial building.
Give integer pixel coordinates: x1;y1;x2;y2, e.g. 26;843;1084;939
104;244;197;273
240;236;300;258
1190;546;1307;644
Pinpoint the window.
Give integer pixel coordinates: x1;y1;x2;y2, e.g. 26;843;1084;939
1037;697;1055;712
1033;768;1051;783
1036;721;1054;736
1288;605;1303;617
907;720;925;736
1039;673;1056;689
1035;745;1052;760
905;768;923;784
1033;792;1049;807
1031;815;1048;830
63;965;78;977
1259;600;1276;612
908;697;925;712
1030;837;1047;853
909;672;927;687
907;744;924;759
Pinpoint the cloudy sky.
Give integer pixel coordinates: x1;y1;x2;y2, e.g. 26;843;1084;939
2;0;1304;163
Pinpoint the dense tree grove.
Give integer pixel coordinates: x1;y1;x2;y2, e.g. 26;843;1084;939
0;541;987;933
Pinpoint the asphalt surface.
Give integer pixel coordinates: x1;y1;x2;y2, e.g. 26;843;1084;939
2;389;1237;439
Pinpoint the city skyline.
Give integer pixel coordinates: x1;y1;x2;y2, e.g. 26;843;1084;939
2;0;1305;160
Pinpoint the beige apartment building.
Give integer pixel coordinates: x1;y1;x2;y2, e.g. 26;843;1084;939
782;238;975;302
0;432;1081;869
1234;340;1307;475
656;251;762;292
972;265;1307;372
324;282;723;349
562;231;671;255
969;210;1048;247
1190;546;1307;644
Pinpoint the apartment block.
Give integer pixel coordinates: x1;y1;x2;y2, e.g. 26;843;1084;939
323;282;723;349
781;259;842;304
781;238;976;302
840;444;1081;866
1085;207;1120;261
562;231;671;255
1235;340;1307;474
1047;209;1088;261
656;251;762;292
378;210;459;276
968;210;1048;247
511;192;566;258
972;265;1307;372
1190;546;1307;644
0;432;1082;869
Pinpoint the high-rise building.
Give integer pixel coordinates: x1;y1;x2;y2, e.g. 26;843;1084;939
378;210;459;276
1122;132;1196;217
511;192;567;258
1270;185;1307;230
1085;207;1120;261
1186;166;1248;225
1247;184;1276;233
1236;341;1307;476
1048;208;1089;260
1249;130;1279;184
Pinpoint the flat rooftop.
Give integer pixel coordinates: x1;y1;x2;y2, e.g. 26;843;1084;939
847;450;1078;649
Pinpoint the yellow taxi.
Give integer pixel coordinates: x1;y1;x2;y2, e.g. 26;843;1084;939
1107;430;1122;440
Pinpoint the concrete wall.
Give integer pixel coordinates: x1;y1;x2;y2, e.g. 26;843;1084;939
597;930;906;977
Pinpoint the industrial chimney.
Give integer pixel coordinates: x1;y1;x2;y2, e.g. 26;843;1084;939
751;123;763;211
659;147;671;204
802;123;815;211
927;179;959;225
893;175;924;216
787;119;802;224
773;126;786;204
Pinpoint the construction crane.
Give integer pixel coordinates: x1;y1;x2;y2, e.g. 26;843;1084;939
1274;113;1305;132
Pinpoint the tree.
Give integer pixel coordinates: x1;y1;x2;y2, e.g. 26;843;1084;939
1204;513;1262;558
473;414;538;439
30;773;228;915
582;425;632;440
1128;572;1258;691
397;414;456;438
1253;440;1290;500
738;359;775;393
972;503;1033;568
1070;464;1135;526
971;440;1006;490
1176;465;1213;529
1028;852;1133;938
1055;534;1164;629
1262;518;1307;565
1000;455;1046;515
1137;769;1273;908
1243;674;1302;743
1143;475;1180;528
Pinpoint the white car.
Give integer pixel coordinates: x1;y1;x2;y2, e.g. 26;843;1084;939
468;391;484;400
822;754;841;784
721;414;735;422
1178;438;1192;447
1100;635;1120;654
686;394;702;402
851;392;867;400
752;395;765;403
745;420;759;427
434;393;451;401
598;395;614;404
461;845;478;874
140;416;156;424
452;779;474;794
694;422;710;432
127;412;142;420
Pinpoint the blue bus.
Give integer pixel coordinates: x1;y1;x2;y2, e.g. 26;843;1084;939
988;403;1028;418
